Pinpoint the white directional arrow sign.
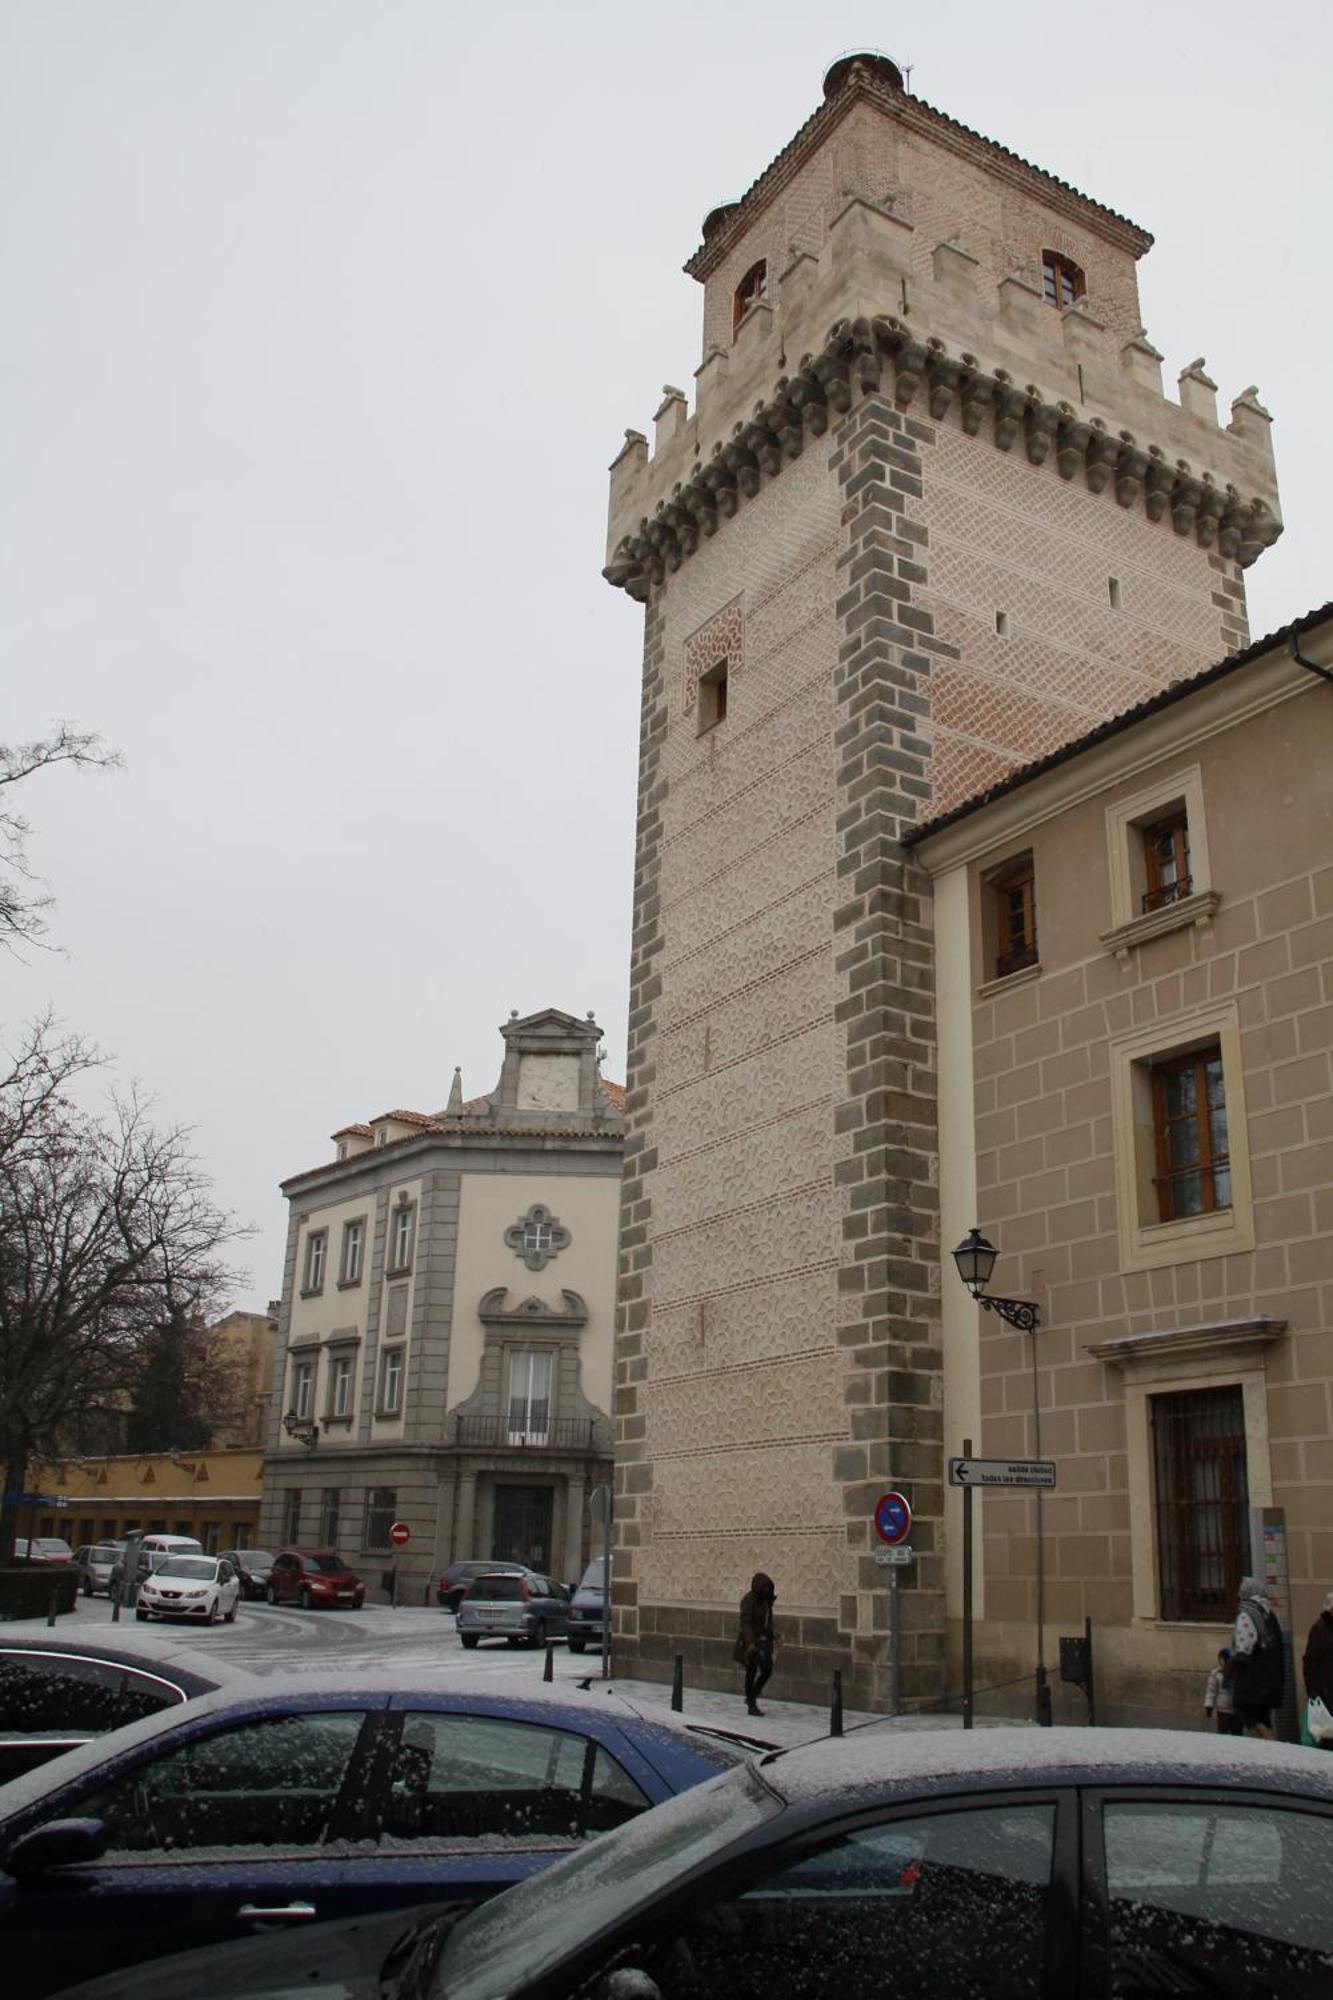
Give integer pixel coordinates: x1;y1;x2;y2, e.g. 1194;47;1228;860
949;1457;1056;1489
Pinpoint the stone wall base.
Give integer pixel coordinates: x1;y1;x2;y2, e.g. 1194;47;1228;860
952;1617;1240;1732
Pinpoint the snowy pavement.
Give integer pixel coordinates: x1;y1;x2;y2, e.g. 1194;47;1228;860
6;1596;1000;1748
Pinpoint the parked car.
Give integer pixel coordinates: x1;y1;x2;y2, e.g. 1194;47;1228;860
70;1546;123;1599
566;1554;609;1654
457;1571;570;1649
109;1534;205;1599
228;1549;275;1601
134;1554;241;1626
0;1670;755;1997
10;1541;72;1565
0;1639;225;1784
77;1724;1333;2000
264;1549;365;1609
435;1557;530;1612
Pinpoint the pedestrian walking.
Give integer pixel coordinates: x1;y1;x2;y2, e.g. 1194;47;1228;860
1204;1647;1240;1735
733;1571;777;1717
1231;1576;1284;1739
1302;1589;1333;1749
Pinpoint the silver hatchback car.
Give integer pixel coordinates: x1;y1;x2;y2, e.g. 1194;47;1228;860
456;1570;571;1649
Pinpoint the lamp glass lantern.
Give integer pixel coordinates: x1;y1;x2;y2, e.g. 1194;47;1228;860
952;1227;998;1298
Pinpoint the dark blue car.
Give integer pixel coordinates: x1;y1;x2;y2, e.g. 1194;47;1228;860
0;1672;756;1999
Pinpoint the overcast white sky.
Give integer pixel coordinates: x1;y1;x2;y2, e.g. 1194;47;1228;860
3;1;1328;1305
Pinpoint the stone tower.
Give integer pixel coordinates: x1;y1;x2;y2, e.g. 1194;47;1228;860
603;54;1281;1707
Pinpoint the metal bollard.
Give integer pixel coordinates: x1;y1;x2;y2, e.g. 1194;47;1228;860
830;1668;844;1737
671;1653;684;1713
111;1582;122;1623
543;1643;554;1683
47;1584;58;1627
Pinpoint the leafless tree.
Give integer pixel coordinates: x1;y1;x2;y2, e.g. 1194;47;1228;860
0;1018;244;1547
1;724;121;953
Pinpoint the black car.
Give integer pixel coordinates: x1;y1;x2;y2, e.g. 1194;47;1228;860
435;1558;530;1613
228;1549;275;1601
64;1724;1333;1999
0;1641;224;1783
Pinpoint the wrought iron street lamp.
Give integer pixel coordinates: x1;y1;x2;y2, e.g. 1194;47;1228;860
951;1227;1051;1725
282;1408;320;1450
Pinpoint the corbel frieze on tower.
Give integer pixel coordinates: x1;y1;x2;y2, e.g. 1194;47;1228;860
605;310;1281;603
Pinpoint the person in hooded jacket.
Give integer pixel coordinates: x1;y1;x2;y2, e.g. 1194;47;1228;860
735;1571;777;1716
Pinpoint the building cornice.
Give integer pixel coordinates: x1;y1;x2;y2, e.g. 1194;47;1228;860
602;312;1280;606
684;65;1152;284
282;1125;623;1198
1089;1317;1286;1369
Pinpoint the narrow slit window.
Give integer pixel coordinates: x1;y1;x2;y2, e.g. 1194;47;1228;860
1041;250;1085;308
1142;810;1191;911
1109;576;1122;610
732;259;768;334
990;853;1037;978
995;610;1010;638
697;657;728;733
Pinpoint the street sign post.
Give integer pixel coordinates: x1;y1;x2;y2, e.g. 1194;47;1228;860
949;1458;1057;1489
872;1492;912;1715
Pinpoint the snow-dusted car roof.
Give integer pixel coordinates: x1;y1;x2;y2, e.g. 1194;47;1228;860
762;1723;1333;1806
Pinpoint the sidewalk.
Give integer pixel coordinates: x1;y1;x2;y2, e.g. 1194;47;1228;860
550;1659;994;1749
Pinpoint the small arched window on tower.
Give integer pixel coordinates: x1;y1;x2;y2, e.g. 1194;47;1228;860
1041;250;1085;309
733;259;768;334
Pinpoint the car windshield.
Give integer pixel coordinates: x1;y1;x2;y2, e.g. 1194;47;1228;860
577;1557;608;1591
467;1576;525;1601
437;1764;781;2000
33;1541;72;1557
154;1557;217;1580
89;1547;119;1562
301;1553;348;1573
234;1550;273;1565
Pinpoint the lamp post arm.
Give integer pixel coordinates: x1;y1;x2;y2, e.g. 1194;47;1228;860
977;1294;1041;1334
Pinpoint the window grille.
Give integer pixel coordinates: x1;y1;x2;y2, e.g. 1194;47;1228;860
1152;1386;1248;1621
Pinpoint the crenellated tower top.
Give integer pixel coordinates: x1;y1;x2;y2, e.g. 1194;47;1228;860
605;54;1279;602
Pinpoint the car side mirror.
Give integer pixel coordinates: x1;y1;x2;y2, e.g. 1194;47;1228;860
4;1818;108;1880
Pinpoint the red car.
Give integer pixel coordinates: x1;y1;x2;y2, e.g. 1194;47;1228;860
263;1549;365;1610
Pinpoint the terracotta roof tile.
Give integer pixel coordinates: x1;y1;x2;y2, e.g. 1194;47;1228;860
685;63;1151;280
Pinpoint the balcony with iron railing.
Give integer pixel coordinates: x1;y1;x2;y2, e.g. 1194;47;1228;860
452;1415;601;1451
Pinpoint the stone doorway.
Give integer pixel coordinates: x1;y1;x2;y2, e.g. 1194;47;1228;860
492;1483;554;1573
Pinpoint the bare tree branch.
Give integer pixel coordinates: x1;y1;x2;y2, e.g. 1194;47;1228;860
0;723;122;952
0;1019;246;1540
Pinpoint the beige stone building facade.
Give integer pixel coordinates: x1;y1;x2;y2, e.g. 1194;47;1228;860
909;606;1332;1724
604;55;1288;1709
260;1011;622;1600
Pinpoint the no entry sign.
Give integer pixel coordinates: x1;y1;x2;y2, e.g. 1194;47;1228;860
388;1521;411;1548
873;1490;912;1545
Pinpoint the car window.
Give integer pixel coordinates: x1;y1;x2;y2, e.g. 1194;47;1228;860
467;1576;525;1602
75;1711;368;1852
0;1653;184;1734
301;1554;347;1573
578;1558;608;1590
1103;1799;1333;1993
154;1558;217;1580
638;1802;1055;1999
382;1712;649;1845
440;1767;782;2000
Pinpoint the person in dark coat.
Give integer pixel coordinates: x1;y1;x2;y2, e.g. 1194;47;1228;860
1303;1590;1333;1739
735;1571;776;1717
